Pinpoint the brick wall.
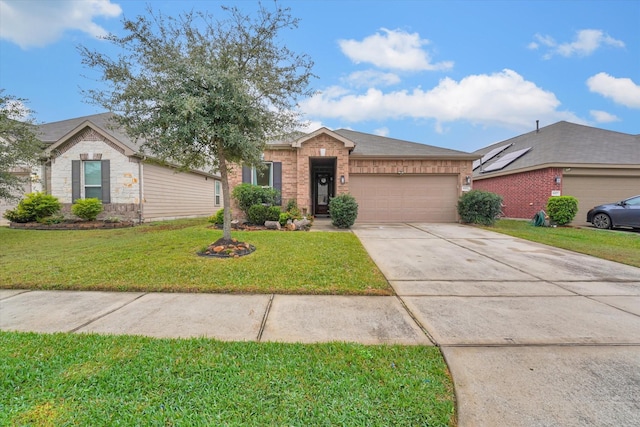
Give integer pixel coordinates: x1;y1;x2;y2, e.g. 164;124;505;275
473;167;563;219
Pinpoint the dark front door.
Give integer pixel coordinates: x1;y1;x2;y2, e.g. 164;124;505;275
314;172;333;216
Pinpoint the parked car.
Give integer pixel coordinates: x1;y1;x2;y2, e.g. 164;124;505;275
586;195;640;229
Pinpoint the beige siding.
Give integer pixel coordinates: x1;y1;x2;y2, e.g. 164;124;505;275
142;163;218;221
563;175;640;225
349;174;459;222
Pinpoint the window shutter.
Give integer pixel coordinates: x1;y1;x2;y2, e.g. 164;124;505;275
72;160;81;202
273;162;282;206
101;160;111;204
242;166;251;183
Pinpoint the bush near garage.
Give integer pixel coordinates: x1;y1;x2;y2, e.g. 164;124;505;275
457;190;503;226
329;193;358;228
546;196;578;226
2;192;62;223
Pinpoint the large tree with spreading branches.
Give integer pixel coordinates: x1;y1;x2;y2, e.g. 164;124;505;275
0;90;43;202
79;2;314;241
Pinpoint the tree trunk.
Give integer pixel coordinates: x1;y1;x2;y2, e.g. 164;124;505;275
217;150;233;241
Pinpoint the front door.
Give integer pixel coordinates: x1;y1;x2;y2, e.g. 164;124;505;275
314;172;333;216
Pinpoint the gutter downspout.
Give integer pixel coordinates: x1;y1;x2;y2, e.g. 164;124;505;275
138;157;144;224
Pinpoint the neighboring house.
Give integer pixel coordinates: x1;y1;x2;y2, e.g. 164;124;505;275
472;121;640;225
229;127;477;223
35;113;222;222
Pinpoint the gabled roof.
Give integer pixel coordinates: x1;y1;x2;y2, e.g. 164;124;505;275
334;129;476;159
473;121;640;176
291;127;355;149
39;112;143;155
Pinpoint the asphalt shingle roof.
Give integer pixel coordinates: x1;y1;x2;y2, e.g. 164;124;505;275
38;112;143;153
334;129;475;158
473;121;640;176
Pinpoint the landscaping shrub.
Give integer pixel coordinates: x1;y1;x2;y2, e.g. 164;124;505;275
208;209;225;225
329;193;358;228
457;190;503;226
285;199;302;218
247;204;269;225
267;206;281;222
72;198;103;221
546;196;578;225
232;183;279;217
279;212;291;226
2;192;61;223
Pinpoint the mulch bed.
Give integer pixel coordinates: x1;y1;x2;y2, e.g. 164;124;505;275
198;237;256;258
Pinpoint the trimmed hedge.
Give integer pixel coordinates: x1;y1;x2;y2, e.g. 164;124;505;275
72;198;103;221
2;192;62;223
329;193;358;228
546;196;578;225
457;190;503;226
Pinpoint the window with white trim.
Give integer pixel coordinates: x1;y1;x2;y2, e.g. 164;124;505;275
83;160;103;200
215;180;221;206
252;162;273;187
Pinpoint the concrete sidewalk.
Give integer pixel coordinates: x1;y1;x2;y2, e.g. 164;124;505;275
0;290;429;345
352;223;640;427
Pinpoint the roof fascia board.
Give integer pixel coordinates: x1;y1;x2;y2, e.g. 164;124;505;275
350;154;480;161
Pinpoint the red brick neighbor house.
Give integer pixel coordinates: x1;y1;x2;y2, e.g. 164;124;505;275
472;121;640;225
229;127;477;223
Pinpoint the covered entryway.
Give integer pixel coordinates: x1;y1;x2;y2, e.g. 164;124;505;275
563;175;639;225
310;158;336;217
349;174;459;222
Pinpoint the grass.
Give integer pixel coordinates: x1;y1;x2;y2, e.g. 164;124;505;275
0;331;456;426
0;218;391;295
485;219;640;268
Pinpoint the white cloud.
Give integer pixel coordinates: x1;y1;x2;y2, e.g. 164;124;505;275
587;73;640;108
589;110;620;123
342;70;401;88
300;69;581;130
0;0;122;49
530;29;624;59
338;28;453;71
373;127;389;137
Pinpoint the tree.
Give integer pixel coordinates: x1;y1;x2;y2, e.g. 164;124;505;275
79;3;315;241
0;90;43;202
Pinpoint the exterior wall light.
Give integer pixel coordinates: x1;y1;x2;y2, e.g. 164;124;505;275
554;176;561;184
340;175;345;185
464;175;471;185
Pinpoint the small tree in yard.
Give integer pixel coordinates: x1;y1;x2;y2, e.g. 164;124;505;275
0;91;43;202
79;3;314;245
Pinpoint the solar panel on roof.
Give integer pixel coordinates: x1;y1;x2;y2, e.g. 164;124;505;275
473;143;513;170
482;147;531;172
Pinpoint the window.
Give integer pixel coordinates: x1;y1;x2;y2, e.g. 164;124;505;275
215;180;221;206
84;161;102;200
72;159;110;203
253;162;273;187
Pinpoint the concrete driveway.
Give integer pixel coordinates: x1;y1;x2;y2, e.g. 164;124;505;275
352;223;640;427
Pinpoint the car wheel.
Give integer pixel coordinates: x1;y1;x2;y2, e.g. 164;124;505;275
592;213;612;229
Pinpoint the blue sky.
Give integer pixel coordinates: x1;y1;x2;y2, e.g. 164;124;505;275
1;0;638;152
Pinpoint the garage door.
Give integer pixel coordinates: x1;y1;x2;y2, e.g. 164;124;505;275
349;174;458;222
563;176;639;225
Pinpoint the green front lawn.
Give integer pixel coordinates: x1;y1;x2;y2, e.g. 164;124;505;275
0;219;391;295
0;332;455;426
486;220;640;268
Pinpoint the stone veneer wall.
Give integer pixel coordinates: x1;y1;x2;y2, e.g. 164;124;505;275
49;128;141;205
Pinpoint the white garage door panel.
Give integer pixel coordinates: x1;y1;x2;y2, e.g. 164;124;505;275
563;176;639;225
349;174;458;222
